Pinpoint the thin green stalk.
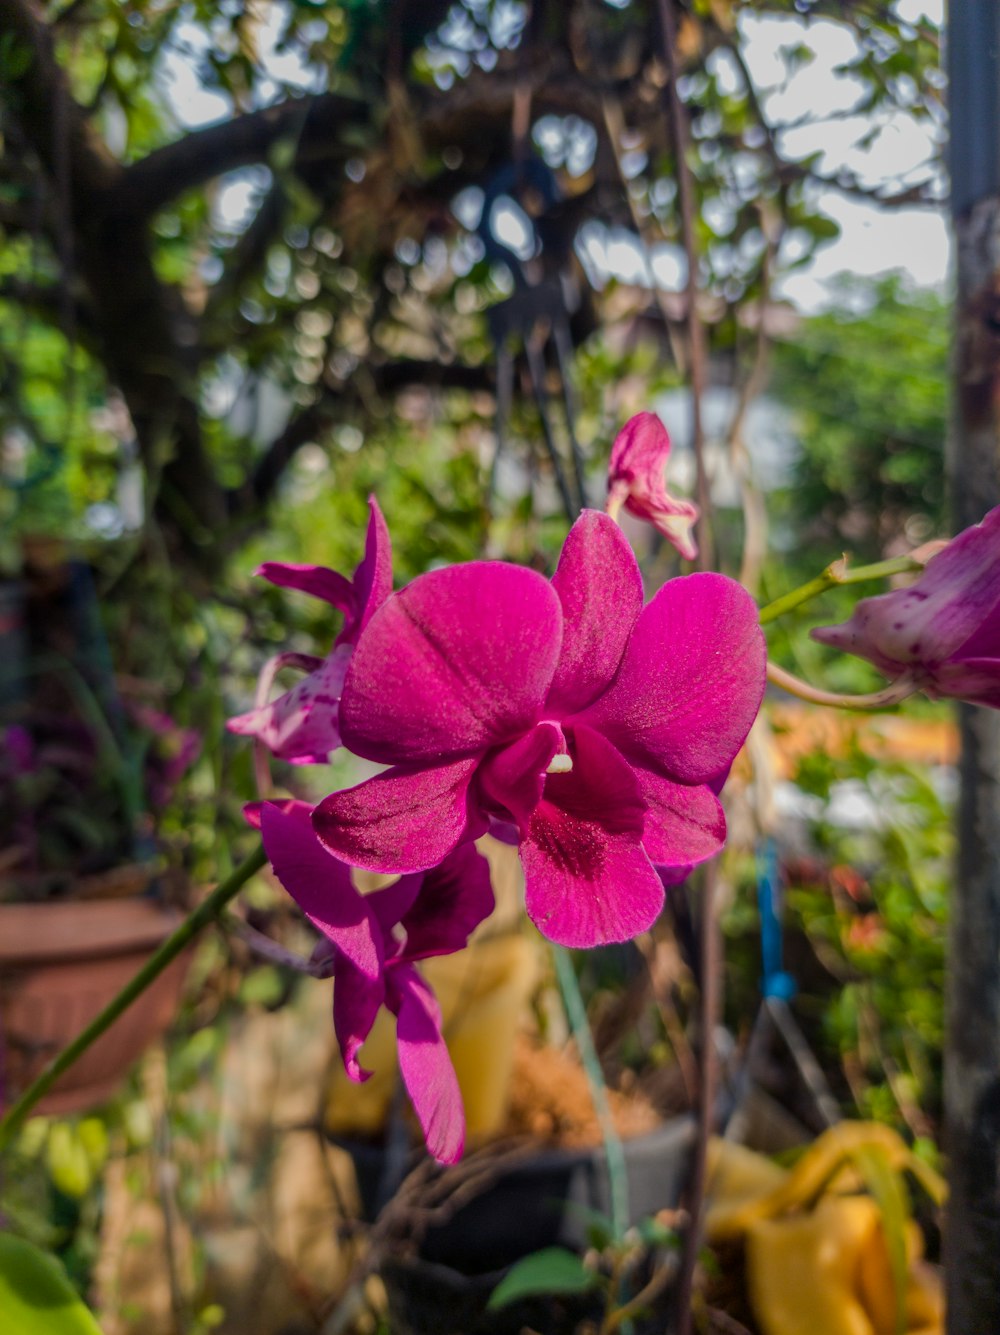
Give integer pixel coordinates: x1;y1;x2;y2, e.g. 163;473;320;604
0;844;267;1152
552;945;630;1241
758;554;923;625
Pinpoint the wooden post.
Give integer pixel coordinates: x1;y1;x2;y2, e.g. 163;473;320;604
946;6;1000;1330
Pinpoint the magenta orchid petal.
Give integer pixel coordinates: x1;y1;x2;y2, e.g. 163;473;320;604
391;964;465;1165
255;561;355;612
487;816;520;846
607;412;700;561
948;615;1000;660
396;841;495;961
260;801;382;980
546;510;645;715
477;722;564;831
242;796;313;829
634;767;726;867
812;507;1000;686
930;657;1000;708
521;724;664;948
366;873;424;940
228;644;351;764
657;863;695;888
810;507;1000;710
334;957;386;1082
312;757;487;873
348;495;394;642
339;563;562;765
578;573;766;786
809;615;904;678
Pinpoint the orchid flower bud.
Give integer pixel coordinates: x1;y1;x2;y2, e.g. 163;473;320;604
606;412;700;562
812;506;1000;708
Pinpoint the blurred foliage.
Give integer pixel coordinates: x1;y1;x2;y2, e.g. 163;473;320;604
770;275;949;563
724;737;949;1146
0;1;956;1326
0;0;943;572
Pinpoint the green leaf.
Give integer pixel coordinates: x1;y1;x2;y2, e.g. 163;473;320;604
487;1248;598;1310
0;1234;105;1335
46;1125;96;1200
636;1214;680;1249
850;1144;910;1335
559;1201;615;1250
268;135;298;175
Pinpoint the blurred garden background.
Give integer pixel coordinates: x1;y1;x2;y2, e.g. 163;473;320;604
0;1;970;1333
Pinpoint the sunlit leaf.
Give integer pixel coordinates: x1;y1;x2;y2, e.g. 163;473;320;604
0;1234;105;1335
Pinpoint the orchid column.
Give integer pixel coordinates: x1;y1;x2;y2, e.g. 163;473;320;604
946;6;1000;1330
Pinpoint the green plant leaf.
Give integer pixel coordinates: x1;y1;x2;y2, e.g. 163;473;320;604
850;1144;910;1335
0;1233;105;1334
486;1247;598;1310
559;1200;615;1250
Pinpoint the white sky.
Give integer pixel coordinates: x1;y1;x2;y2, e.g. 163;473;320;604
158;0;949;314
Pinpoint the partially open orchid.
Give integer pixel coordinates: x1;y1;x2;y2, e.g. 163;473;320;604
228;498;391;764
606;412;700;562
812;505;1000;708
313;510;765;949
257;800;494;1164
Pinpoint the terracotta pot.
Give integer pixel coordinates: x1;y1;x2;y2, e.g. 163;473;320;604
0;897;188;1115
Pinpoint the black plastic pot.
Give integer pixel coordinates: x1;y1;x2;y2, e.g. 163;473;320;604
381;1254;603;1335
358;1116;695;1335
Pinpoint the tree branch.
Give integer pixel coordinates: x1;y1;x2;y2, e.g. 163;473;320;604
0;0;117;194
243;358;494;510
0;277;96;341
118;92;363;218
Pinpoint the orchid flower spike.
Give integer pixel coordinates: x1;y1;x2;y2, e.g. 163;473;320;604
812;505;1000;708
313;510;765;950
228;497;392;764
255;799;494;1164
606;412;700;562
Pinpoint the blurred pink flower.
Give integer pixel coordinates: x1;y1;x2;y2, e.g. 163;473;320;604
606;412;700;562
258;800;493;1164
2;725;34;775
229;497;391;763
812;505;1000;707
127;705;201;808
314;510;765;949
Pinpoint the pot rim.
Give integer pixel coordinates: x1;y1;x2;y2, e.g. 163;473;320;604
0;897;181;964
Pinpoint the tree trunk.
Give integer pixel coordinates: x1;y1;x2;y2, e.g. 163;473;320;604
945;5;1000;1330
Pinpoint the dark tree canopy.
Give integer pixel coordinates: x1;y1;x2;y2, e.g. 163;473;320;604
0;0;943;574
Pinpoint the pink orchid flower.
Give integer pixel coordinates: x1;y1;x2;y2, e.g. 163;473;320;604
313;510;766;949
606;412;700;562
258;800;494;1164
812;505;1000;708
228;498;392;764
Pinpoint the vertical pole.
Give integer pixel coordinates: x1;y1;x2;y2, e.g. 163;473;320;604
946;6;1000;1330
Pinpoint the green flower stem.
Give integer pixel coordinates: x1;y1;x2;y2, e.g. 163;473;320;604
552;944;630;1241
0;844;267;1153
758;554;924;625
